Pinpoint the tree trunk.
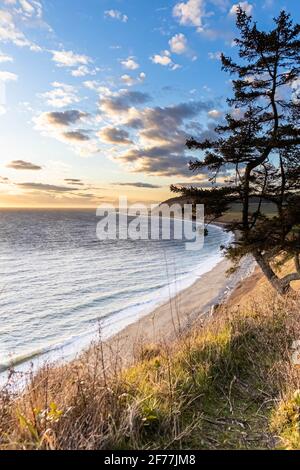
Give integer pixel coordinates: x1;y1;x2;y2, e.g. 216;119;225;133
295;254;300;276
253;251;292;296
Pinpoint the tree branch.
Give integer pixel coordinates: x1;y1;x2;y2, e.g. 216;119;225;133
281;271;300;287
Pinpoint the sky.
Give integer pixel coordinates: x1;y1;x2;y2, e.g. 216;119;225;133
0;0;299;208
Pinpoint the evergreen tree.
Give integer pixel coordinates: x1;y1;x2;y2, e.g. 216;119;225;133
172;8;300;295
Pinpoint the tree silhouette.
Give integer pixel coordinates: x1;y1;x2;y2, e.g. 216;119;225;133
172;8;300;295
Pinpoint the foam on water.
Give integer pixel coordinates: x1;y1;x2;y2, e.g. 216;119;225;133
0;210;232;378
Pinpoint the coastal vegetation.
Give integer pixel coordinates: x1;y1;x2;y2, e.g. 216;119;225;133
0;267;300;450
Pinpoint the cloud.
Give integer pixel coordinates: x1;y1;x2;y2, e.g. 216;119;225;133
0;175;9;183
150;50;181;70
74;192;103;199
35;110;88;129
121;72;146;87
0;50;13;63
120;75;135;86
83;81;111;94
98;126;133;145
33;110;99;157
18;182;79;193
64;178;84;185
229;2;253;16
100;89;151;115
71;65;98;77
125;101;212;133
16;175;102;200
208;51;221;60
291;78;300;104
6;159;42;170
104;9;128;23
112;182;162;189
173;0;206;32
151;50;172;66
120;56;139;70
262;0;273;8
0;8;41;51
40;82;81;108
169;33;188;54
110;100;215;177
14;0;43;19
116;148;193;177
0;70;17;81
51;50;92;68
62;131;90;142
208;109;222;119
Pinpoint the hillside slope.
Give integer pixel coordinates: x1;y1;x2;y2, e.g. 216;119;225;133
0;267;300;450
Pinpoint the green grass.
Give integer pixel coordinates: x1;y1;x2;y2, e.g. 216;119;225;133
0;289;299;450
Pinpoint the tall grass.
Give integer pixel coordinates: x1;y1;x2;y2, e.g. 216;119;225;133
0;289;300;450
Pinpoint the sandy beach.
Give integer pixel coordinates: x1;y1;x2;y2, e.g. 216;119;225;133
102;253;256;365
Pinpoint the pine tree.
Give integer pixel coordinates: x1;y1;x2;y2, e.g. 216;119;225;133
171;8;300;295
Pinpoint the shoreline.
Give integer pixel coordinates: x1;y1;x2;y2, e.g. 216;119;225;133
1;225;255;383
1;224;231;375
99;253;256;367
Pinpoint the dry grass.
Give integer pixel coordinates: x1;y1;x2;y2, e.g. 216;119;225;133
1;288;300;450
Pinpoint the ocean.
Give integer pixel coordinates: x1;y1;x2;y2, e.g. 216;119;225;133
0;209;231;373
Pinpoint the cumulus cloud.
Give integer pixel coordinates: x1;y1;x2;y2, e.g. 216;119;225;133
99;89;151;115
151;50;172;66
62;131;90;142
40;82;81;108
0;70;17;81
83;81;111;95
0;8;41;51
51;50;92;68
120;56;139;70
104;9;128;23
109;100;215;177
169;33;188;54
150;50;180;70
173;0;206;32
6;159;42;170
71;65;98;77
229;1;253;16
12;0;43;19
0;50;13;63
120;75;135;86
35;109;88;129
116;148;193;177
33;110;99;157
121;72;146;87
98;126;133;145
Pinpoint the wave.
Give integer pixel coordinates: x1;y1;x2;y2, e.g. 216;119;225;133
0;225;233;381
